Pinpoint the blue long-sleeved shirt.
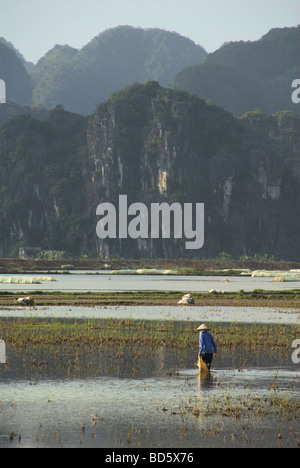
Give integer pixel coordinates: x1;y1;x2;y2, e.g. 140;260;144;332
199;331;217;354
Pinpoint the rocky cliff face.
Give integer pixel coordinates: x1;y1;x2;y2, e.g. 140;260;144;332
1;82;299;260
87;82;300;260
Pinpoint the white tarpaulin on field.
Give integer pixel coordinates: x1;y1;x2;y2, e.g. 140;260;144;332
251;270;300;281
110;269;175;275
271;275;300;282
251;270;287;277
0;276;56;284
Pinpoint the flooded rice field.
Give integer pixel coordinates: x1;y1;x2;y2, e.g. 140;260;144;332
0;314;299;448
0;339;299;448
0;272;299;448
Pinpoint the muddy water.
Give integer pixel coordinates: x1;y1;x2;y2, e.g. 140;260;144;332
0;341;299;448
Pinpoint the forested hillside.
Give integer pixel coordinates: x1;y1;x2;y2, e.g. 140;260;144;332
0;42;32;105
0;107;88;256
1;25;298;117
31;26;207;114
174;26;300;116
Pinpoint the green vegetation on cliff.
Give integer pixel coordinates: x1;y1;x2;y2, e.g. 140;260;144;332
88;82;300;259
0;106;89;256
0;82;299;260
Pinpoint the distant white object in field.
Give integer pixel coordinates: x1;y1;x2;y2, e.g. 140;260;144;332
178;293;194;304
16;296;35;306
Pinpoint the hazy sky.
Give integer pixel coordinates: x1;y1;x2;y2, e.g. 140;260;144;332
1;0;299;63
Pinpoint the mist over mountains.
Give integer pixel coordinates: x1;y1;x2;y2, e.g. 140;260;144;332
31;26;207;114
175;26;300;117
0;25;299;117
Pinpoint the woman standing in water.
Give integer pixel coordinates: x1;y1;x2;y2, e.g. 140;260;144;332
197;323;217;370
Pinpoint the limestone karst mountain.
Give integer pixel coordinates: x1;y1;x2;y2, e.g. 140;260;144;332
174;26;300;117
1;82;299;260
31;26;207;114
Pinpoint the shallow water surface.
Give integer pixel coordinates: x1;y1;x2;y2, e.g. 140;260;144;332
0;344;299;448
1;272;299;293
0;304;299;324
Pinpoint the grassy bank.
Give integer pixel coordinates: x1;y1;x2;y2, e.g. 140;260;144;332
1;257;300;274
0;289;300;308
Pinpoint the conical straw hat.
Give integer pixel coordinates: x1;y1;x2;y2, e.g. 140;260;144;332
196;323;210;331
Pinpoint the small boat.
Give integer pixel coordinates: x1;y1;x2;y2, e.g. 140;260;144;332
196;356;210;380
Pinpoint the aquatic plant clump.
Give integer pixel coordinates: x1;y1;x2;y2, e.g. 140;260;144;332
184;394;300;427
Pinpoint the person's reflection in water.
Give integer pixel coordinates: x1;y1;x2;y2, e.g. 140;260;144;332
197;372;214;390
